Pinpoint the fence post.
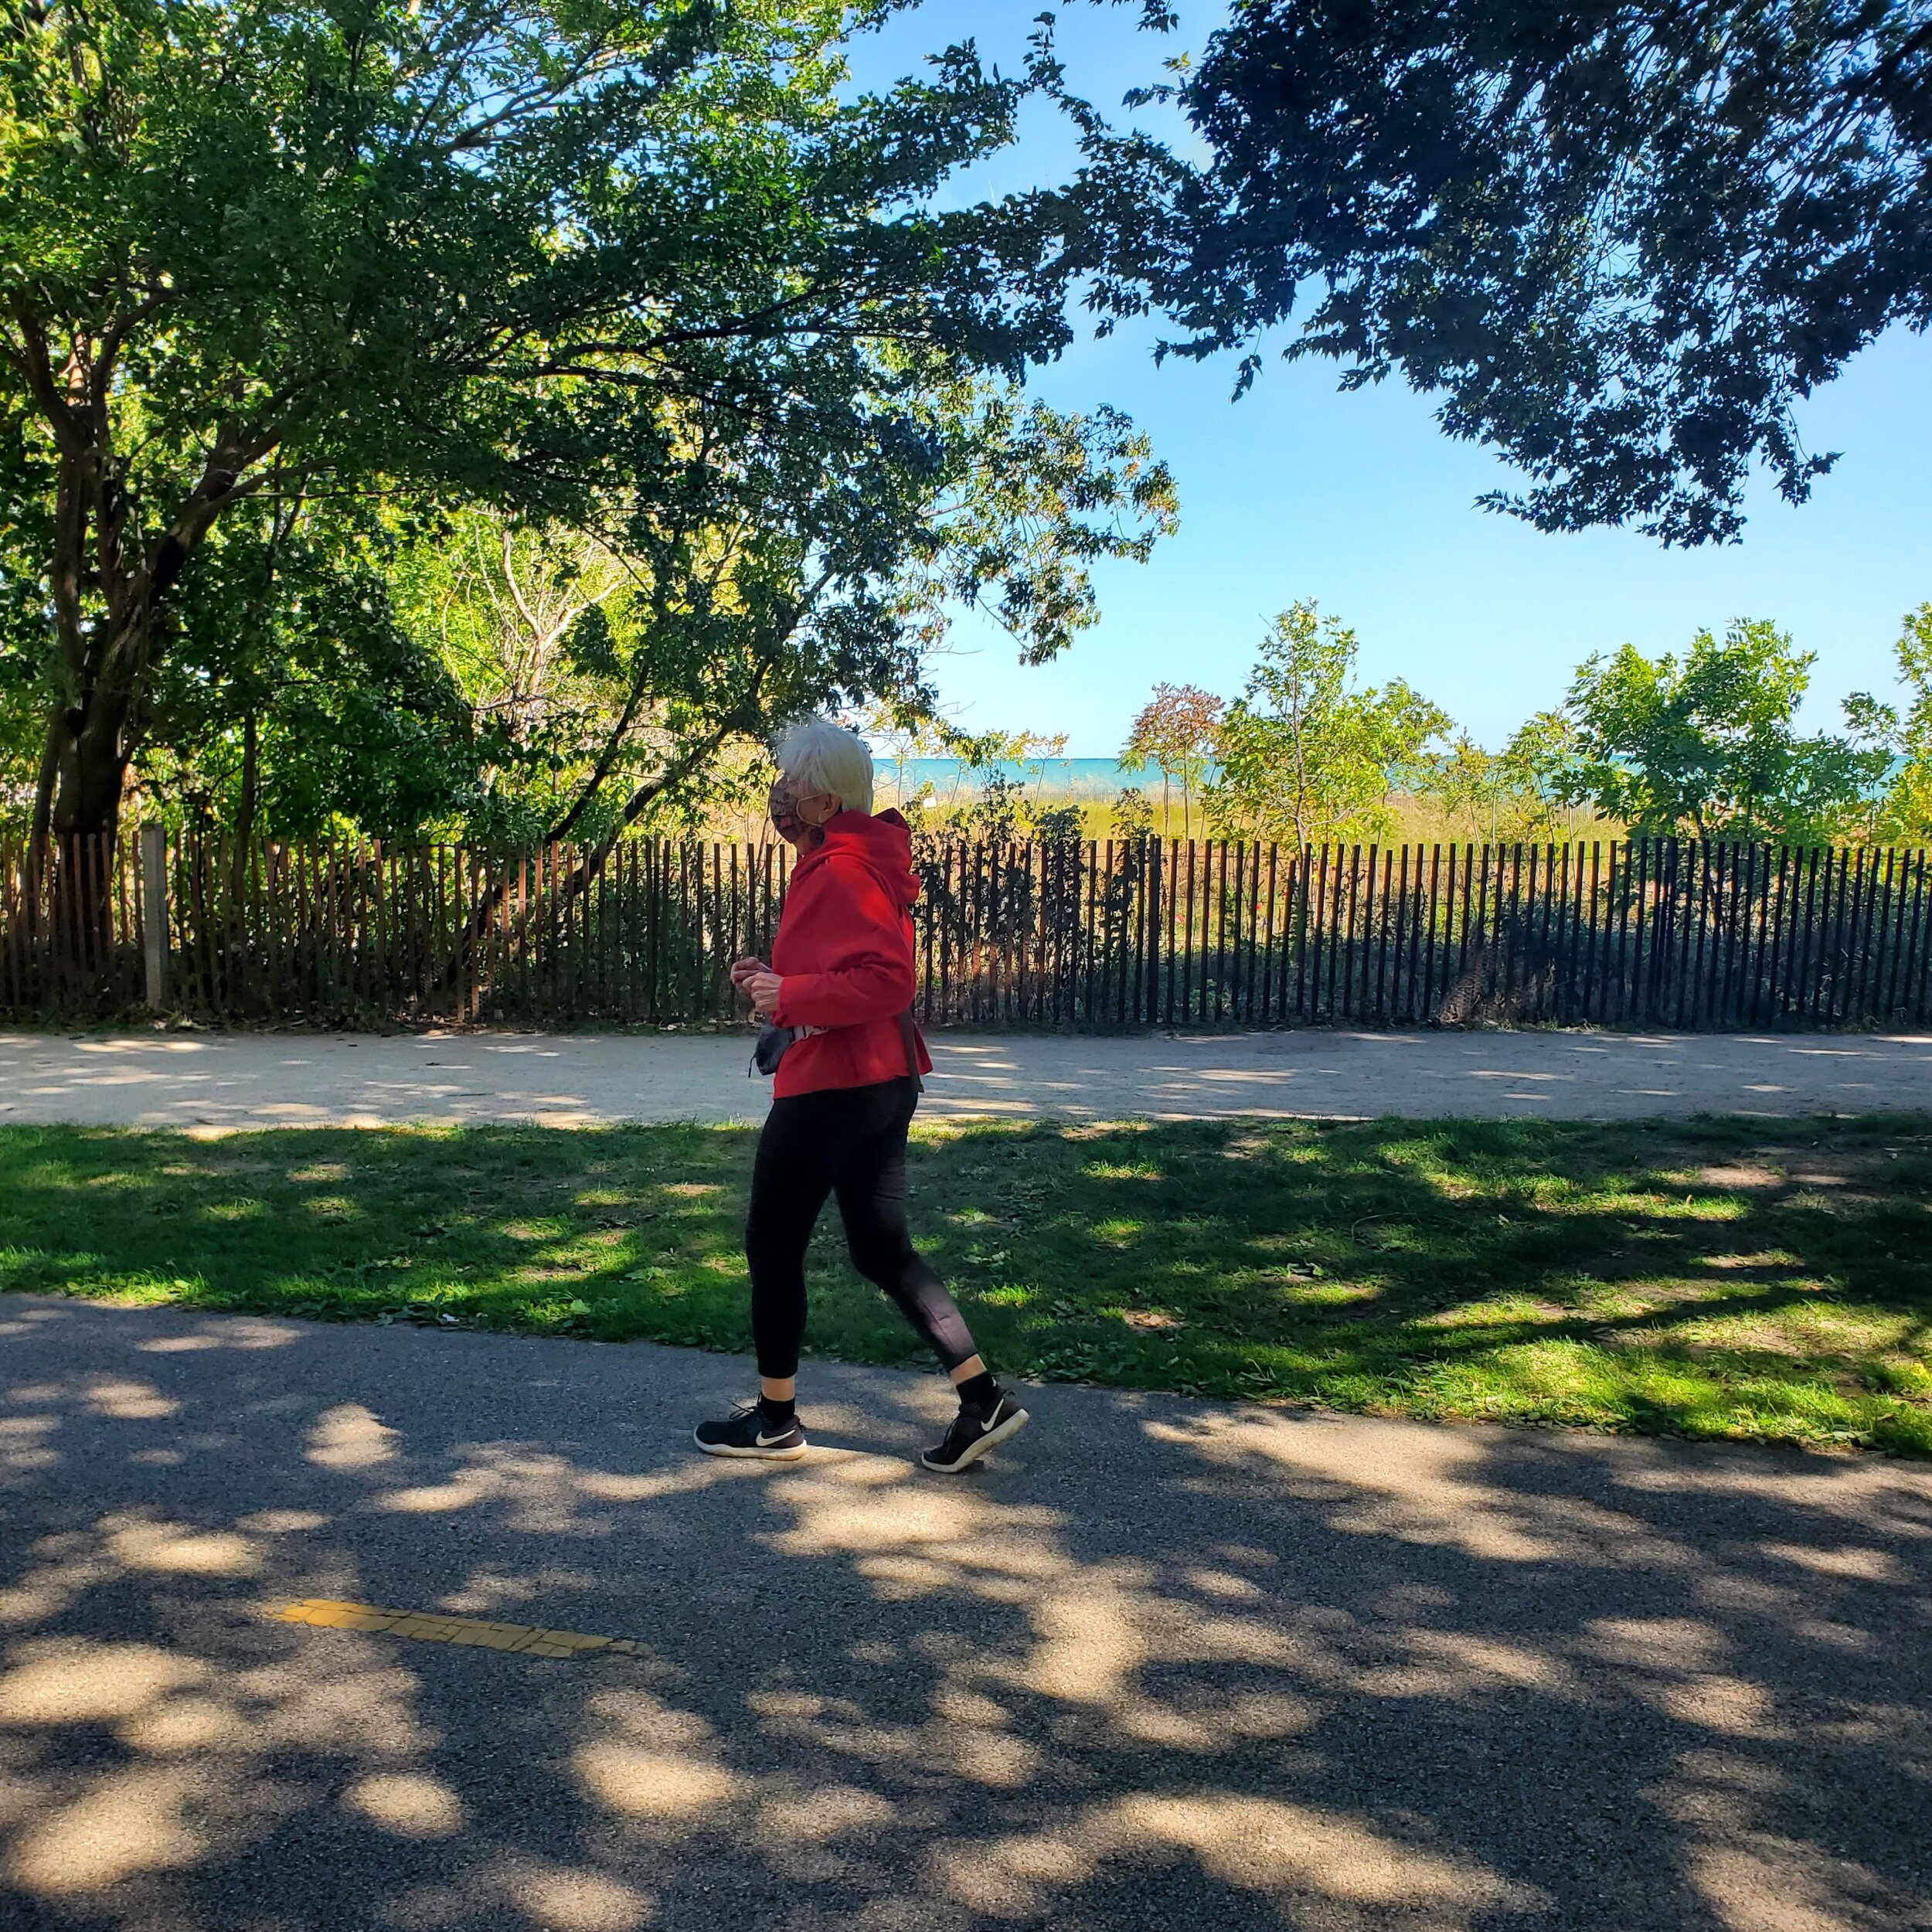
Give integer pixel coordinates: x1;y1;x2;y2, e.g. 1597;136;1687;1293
141;822;169;1011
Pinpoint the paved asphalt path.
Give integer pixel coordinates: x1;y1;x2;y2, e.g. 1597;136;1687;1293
5;1026;1932;1128
2;1294;1928;1931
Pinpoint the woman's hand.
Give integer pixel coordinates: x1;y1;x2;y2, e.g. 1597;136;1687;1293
730;956;770;990
736;964;783;1022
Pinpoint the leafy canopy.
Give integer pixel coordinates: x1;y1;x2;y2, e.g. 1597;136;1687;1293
1;0;1162;838
134;501;476;840
1854;603;1932;842
1070;1;1932;543
1550;619;1892;840
375;382;1172;855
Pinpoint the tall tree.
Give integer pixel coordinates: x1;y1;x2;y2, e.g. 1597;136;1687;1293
0;0;1107;850
1209;600;1449;844
1856;602;1932;840
1120;681;1222;836
1552;620;1891;839
1072;2;1932;543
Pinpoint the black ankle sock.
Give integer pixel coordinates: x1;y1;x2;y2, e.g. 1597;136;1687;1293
759;1393;796;1427
956;1370;998;1412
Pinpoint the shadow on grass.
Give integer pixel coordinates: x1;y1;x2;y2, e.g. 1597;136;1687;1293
1;1294;1928;1932
2;1114;1930;1452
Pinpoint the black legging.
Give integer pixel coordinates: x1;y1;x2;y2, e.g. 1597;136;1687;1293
747;1075;978;1380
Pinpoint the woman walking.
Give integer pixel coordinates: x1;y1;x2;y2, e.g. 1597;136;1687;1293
696;717;1029;1472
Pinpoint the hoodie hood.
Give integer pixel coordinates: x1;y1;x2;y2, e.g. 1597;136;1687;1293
800;808;920;908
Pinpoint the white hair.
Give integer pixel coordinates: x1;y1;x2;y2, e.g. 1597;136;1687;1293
774;716;875;815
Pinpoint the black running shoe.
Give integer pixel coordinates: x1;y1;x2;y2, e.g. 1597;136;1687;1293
694;1401;807;1461
921;1390;1029;1473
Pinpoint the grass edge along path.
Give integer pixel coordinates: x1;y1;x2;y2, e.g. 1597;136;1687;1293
2;1114;1929;1457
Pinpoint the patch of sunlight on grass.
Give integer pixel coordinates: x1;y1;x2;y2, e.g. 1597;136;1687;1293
1549;1190;1662;1217
1493;1338;1611;1397
1595;1189;1753;1223
19;1162;82;1192
1664;1302;1917;1358
1083;1162;1165;1181
1092;1219;1142;1248
1499;1174;1578;1205
1681;1196;1757;1222
544;1230;626;1260
304;1196;360;1221
1786;1187;1889;1216
1571;1282;1672;1320
201;1201;264;1223
1867;1359;1932;1396
81;1271;211;1306
1437;1338;1711;1413
1246;1232;1311;1255
1417;1296;1560;1332
1281;1281;1383;1309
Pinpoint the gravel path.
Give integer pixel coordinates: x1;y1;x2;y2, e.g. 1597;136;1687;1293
4;1024;1931;1128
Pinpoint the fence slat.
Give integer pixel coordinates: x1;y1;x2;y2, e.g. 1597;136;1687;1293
1910;849;1932;1024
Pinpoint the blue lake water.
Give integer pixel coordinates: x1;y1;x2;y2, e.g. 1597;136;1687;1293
874;757;1213;803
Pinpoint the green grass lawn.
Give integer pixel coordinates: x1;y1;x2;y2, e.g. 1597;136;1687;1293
3;1114;1929;1454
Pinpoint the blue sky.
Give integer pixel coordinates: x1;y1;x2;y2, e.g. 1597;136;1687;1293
846;2;1932;757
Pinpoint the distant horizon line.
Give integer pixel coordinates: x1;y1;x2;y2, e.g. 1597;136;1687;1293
873;756;1205;801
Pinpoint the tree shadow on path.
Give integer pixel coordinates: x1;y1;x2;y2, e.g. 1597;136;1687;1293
1;1295;1927;1932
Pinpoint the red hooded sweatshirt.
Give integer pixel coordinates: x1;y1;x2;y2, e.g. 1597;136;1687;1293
770;808;934;1098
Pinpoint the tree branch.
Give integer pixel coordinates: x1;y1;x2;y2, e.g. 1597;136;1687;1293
5;298;90;459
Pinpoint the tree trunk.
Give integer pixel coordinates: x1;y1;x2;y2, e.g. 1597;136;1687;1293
233;710;260;903
40;704;128;966
47;687;134;843
29;713;61;870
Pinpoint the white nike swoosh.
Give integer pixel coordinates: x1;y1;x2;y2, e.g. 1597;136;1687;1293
756;1431;792;1447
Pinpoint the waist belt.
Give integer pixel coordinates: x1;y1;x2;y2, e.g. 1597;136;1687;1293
748;1015;921;1088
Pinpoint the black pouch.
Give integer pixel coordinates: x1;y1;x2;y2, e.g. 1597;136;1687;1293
750;1022;796;1078
895;1009;924;1094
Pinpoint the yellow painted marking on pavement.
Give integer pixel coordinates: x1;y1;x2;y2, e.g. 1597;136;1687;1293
274;1599;639;1660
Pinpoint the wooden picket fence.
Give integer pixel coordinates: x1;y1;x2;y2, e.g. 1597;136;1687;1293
5;831;1932;1031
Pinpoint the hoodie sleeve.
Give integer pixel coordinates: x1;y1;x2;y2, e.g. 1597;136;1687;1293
773;855;916;1029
